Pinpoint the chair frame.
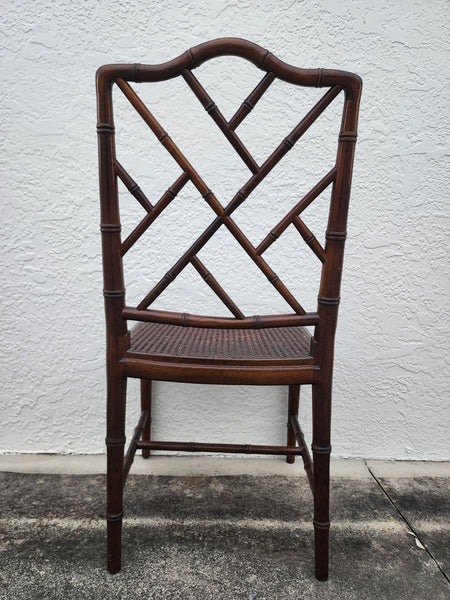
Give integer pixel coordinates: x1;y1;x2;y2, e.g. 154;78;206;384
96;38;362;581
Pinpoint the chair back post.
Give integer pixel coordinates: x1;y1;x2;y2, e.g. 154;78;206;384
313;77;362;374
96;70;129;364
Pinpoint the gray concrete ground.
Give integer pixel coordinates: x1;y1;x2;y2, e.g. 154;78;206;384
0;456;449;600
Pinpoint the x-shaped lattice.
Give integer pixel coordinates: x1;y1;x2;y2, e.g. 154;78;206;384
115;70;341;318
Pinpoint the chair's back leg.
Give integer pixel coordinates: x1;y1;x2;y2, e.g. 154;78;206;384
312;381;331;581
106;375;127;573
286;384;300;463
140;379;152;458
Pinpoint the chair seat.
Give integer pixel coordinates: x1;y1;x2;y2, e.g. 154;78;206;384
128;321;313;366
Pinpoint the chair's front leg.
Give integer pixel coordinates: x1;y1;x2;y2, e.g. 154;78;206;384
106;374;127;574
312;381;331;581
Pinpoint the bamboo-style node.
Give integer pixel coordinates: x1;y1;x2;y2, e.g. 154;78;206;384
105;436;126;447
292;217;325;263
228;72;276;131
103;290;126;298
225;190;247;214
311;444;332;454
326;231;347;241
114;160;154;213
313;520;330;530
339;131;357;141
133;63;141;82
187;48;197;69
317;297;340;306
106;512;123;522
259;49;270;68
101;224;122;233
317;68;324;87
97;122;115;134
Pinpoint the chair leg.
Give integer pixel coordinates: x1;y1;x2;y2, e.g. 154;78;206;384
106;375;127;574
312;382;331;581
140;379;152;459
286;384;300;463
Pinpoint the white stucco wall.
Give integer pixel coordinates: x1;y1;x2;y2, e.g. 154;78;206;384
1;0;449;459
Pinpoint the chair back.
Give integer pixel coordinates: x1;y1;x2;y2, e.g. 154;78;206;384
96;38;362;351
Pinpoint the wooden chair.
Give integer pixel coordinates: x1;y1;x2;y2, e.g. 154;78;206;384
96;38;362;581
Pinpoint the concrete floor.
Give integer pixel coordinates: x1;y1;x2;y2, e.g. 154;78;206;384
0;456;449;599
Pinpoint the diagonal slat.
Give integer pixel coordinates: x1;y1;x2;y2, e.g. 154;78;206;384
115;78;219;202
115;161;245;318
115;160;154;213
228;72;276;131
292;216;325;263
182;69;259;174
136;85;342;311
221;215;306;314
120;170;189;256
137;217;222;309
225;88;341;216
255;166;336;255
190;259;245;319
180;70;297;295
117;79;342;313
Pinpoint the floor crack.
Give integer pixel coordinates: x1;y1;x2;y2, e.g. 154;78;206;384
365;461;449;586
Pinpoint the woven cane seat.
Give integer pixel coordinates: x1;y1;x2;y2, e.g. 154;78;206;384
129;322;312;365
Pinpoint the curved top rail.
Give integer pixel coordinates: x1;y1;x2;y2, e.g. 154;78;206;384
96;37;361;98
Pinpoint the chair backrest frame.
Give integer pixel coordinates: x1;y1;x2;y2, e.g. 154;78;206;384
96;38;362;367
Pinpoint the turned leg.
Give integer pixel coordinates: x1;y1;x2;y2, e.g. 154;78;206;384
106;375;127;574
286;384;300;464
140;379;152;459
312;382;331;581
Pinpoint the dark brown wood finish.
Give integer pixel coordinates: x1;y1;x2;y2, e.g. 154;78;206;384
286;384;300;464
140;379;152;459
96;37;362;581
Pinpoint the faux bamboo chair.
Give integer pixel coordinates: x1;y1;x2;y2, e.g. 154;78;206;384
96;38;362;581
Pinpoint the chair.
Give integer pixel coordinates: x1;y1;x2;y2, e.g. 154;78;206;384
96;38;362;581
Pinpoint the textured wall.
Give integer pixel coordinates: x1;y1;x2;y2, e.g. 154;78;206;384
1;0;449;459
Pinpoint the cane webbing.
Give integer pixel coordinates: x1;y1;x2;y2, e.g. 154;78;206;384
130;321;312;362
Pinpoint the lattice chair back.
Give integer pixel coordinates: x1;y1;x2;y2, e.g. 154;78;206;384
97;39;361;336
